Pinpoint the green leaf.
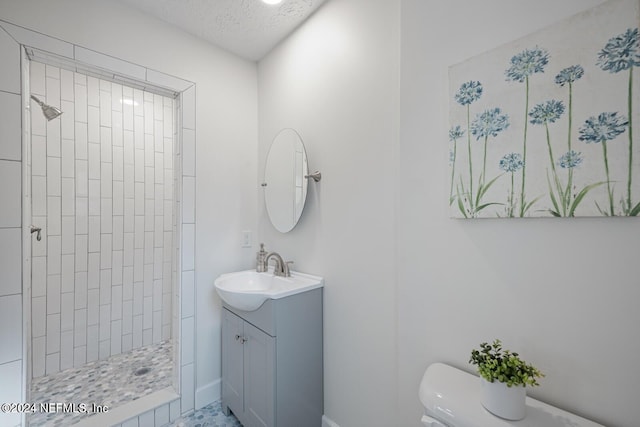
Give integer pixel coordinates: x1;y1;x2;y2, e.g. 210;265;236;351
629;200;640;216
569;182;606;217
546;174;560;214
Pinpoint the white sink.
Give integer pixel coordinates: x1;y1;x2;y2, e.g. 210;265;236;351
214;269;324;311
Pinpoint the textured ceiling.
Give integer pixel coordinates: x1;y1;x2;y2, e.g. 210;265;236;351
116;0;328;61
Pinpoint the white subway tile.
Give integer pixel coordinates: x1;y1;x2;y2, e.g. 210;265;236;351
100;91;112;127
61;253;74;292
32;336;46;378
30;216;46;257
124;165;135;200
145;200;154;231
46;313;61;353
47;157;61;196
75;124;88;164
152;310;161;343
112;83;123;112
74;72;86;86
61;293;74;331
162;293;171;326
182;177;195;224
100;269;112;307
155;153;164;183
143;264;153;297
134;116;144;149
101;198;113;233
163;106;173;138
154;120;163;152
145;168;154;200
135;150;144;182
144;101;154;133
100;236;112;269
87;253;100;289
164;170;173;201
144;232;154;264
86;324;98;362
154;249;163;279
87;106;99;143
143;327;152;347
60;330;74;371
111;285;123;320
181;271;194;319
47;196;61;236
88;143;100;180
153;280;162;312
87;289;99;325
61;101;75;140
163;137;173;171
113;146;124;181
61;140;75;179
162;324;171;341
32;296;46;338
133;282;143;316
74;272;88;309
0;228;21;296
74;346;86;368
99;339;110;360
30;61;46;95
134;90;144;115
87;77;99;107
46;118;61;157
181;363;195;412
111;320;122;355
182;224;195;271
155;403;170;427
47;235;61;275
76;160;88;197
101;169;113;200
134;216;144;248
88;180;100;216
122;334;132;353
154;218;163;249
32;135;46;176
32;257;47;298
62;178;75;216
74;309;87;346
123;233;134;267
100;126;112;163
143;296;152;330
114;182;124;216
112;250;123;286
134;249;143;282
124;131;134;165
75;83;88;124
135;183;144;215
113;216;124;250
88;216;100;252
155;186;164;215
169;399;180;422
99;305;111;342
75;235;88;272
123;266;133;298
132;315;142;349
113;114;123;147
46;274;61;314
61;216;75;254
32;175;47;217
164;201;173;232
163;263;171;294
122;300;133;335
181;316;194;365
46;352;60;375
144;134;154;167
0;294;22;364
124;200;134;233
46;64;60;79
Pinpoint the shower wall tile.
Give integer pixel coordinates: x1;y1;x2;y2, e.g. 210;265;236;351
0;227;21;296
32;297;46;337
31;64;176;380
0;160;22;226
32;336;46;378
0;91;21;161
0;294;22;364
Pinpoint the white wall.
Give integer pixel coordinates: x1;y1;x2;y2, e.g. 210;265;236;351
0;0;258;411
257;0;400;426
398;1;640;427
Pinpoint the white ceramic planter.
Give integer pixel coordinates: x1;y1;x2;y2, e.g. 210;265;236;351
480;378;527;420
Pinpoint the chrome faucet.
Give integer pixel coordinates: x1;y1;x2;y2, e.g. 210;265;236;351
265;252;292;277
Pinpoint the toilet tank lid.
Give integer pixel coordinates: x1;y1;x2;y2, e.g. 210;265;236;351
419;363;604;427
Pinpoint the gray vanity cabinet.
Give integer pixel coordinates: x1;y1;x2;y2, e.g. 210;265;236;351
221;288;323;427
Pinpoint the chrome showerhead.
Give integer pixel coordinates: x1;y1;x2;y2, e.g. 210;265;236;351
30;94;63;121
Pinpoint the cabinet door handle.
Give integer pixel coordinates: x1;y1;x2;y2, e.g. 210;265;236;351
235;334;247;344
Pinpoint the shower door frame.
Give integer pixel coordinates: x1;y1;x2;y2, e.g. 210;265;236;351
16;35;197;425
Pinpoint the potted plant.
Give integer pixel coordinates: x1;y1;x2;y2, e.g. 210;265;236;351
469;339;544;420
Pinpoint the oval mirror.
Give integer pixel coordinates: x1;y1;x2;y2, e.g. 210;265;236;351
263;128;309;233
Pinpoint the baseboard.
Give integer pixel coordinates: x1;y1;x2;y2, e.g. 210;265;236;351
195;379;221;410
322;414;340;427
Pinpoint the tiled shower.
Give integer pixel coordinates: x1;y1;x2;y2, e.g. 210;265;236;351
29;61;176;378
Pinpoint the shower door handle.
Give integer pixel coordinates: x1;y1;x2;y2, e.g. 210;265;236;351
30;225;42;241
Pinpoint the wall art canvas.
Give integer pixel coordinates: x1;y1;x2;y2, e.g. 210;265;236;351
448;0;640;218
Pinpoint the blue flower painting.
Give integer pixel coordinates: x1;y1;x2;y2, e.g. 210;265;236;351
448;0;639;218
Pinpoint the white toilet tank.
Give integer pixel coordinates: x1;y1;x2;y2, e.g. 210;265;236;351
419;363;604;427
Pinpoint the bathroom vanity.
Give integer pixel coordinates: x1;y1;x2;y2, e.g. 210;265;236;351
221;287;323;427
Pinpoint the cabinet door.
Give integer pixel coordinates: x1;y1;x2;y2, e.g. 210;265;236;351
244;322;276;427
222;309;244;416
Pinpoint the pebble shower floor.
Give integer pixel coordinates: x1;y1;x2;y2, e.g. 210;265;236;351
29;340;173;426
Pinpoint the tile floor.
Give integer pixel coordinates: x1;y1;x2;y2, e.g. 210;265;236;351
29;340;173;426
167;401;242;427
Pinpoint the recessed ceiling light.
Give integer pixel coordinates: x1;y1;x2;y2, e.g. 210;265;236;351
262;0;283;5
